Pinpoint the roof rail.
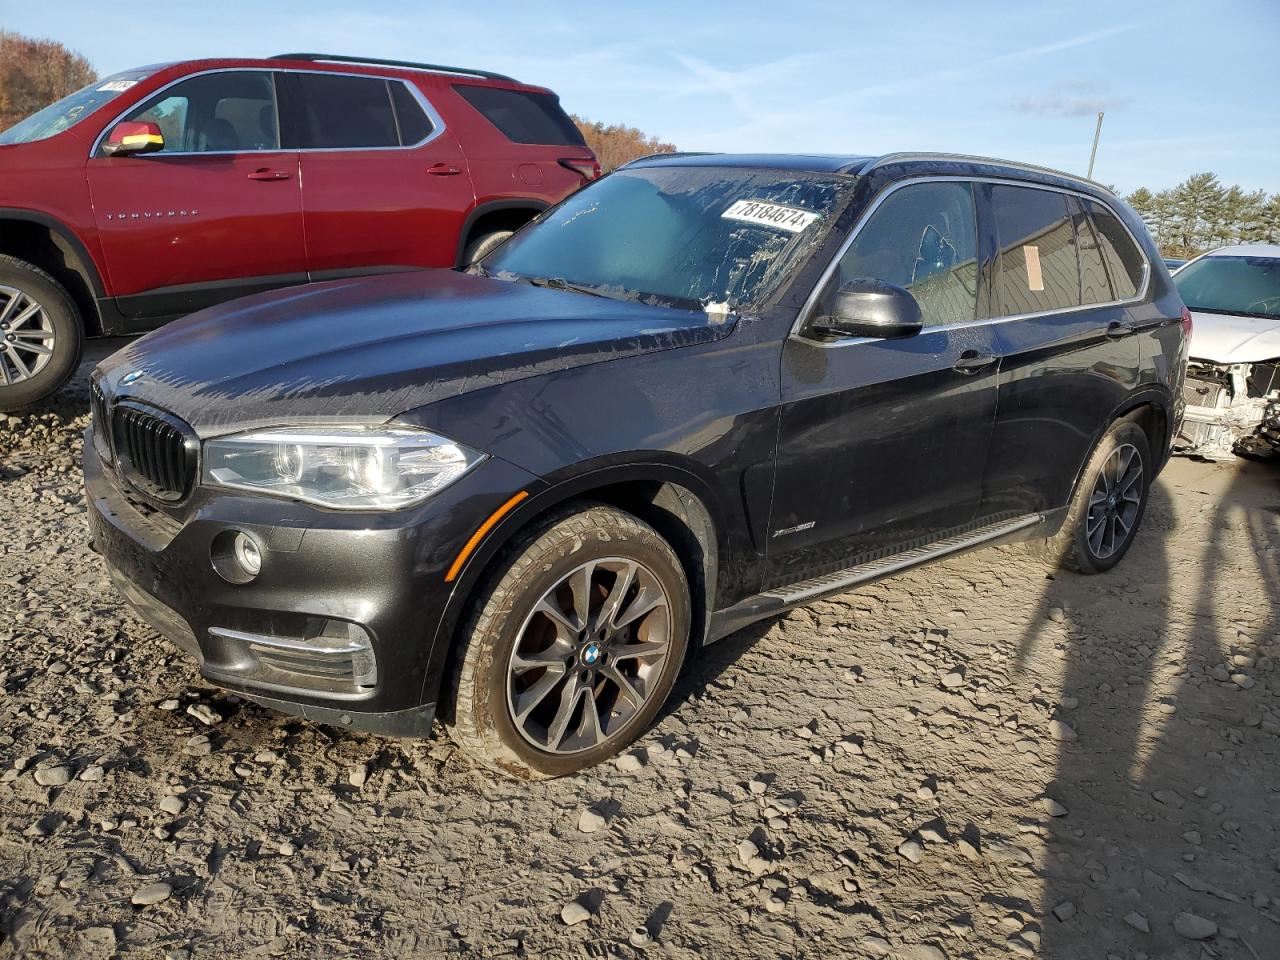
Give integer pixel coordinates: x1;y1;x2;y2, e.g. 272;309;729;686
617;151;720;168
270;53;517;83
860;152;1112;194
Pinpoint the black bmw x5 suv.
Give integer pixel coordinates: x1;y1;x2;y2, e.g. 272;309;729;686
86;152;1188;777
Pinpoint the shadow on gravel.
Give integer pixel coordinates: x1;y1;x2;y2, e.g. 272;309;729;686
1019;460;1280;958
655;615;782;727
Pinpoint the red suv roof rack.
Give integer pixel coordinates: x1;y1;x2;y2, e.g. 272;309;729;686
271;52;517;84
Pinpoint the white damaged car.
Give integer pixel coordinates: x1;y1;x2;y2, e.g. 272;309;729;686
1172;244;1280;460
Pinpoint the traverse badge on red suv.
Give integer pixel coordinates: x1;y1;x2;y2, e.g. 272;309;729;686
0;53;600;409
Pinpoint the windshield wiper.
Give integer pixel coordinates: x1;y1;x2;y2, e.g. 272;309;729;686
522;276;610;299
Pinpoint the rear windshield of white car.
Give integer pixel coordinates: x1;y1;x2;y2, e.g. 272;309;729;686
0;69;157;145
1175;255;1280;322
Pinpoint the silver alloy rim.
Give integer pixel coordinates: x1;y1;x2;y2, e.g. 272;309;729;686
507;557;672;755
0;284;56;386
1086;442;1144;559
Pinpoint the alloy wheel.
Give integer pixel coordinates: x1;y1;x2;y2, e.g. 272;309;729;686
506;557;672;754
1085;442;1144;559
0;284;56;386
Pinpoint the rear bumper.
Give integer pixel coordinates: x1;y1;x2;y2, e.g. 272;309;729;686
84;425;539;737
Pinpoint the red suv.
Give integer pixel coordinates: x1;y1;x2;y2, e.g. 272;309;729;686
0;53;599;409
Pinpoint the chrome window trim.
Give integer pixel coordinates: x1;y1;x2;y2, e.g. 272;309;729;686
790;175;1152;349
88;66;446;158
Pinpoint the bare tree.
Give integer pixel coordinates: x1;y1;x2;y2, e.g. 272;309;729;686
0;30;96;131
571;115;676;173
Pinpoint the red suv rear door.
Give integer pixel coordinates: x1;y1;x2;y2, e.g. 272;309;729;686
283;71;475;276
86;70;307;321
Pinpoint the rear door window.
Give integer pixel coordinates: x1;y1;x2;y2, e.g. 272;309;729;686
833;180;979;327
1085;199;1145;300
1069;196;1114;304
293;73;399;149
453;85;586;146
389;82;434;144
990;185;1081;316
121;70;279;153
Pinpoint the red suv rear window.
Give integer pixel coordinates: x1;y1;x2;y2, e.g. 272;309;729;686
453;84;585;147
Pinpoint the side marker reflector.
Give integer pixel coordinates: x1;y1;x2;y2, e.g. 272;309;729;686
444;490;529;582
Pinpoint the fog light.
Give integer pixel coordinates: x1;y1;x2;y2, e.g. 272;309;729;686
234;533;262;576
211;529;263;584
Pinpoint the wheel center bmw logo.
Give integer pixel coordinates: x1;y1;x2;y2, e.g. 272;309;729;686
120;370;145;386
581;643;601;666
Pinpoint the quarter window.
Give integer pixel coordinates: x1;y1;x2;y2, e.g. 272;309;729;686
293;73;399;149
453;84;586;146
832;181;979;327
990;185;1080;316
122;71;279;153
1085;199;1144;300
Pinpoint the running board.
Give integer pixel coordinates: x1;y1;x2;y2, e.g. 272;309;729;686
706;512;1044;643
764;513;1043;605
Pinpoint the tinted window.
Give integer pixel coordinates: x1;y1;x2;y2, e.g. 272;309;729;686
834;181;978;327
390;82;434;144
123;71;278;153
991;185;1080;316
1085;199;1144;300
295;73;398;149
1070;196;1114;304
454;85;586;146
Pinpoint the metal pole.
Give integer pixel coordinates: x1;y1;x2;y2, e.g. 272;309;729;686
1086;111;1104;180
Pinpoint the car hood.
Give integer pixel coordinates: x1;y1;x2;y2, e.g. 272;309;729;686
96;269;730;437
1188;310;1280;364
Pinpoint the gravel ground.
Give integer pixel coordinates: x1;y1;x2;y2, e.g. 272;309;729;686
2;355;1278;960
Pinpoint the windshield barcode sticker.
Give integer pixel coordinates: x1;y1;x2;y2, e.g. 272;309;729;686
722;200;820;233
97;80;137;92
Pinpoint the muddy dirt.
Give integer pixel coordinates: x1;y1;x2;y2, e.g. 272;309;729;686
2;357;1278;959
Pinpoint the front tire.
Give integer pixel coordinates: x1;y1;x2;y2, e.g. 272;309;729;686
1038;419;1152;574
447;504;690;778
462;230;514;265
0;255;83;412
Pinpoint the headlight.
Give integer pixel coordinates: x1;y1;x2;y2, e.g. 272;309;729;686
201;425;485;510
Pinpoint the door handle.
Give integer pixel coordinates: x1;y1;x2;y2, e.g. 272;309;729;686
953;350;998;374
427;163;462;176
247;168;291;181
1105;320;1136;338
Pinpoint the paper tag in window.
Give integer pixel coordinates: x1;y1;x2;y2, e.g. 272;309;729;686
97;80;137;92
1023;244;1045;291
722;200;819;233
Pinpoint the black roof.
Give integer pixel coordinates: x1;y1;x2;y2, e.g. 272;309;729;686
625;151;1110;194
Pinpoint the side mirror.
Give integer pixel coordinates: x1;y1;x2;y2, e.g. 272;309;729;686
102;121;165;157
812;279;924;340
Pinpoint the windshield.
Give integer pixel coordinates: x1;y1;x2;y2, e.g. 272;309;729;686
1175;254;1280;322
480;165;850;310
0;69;157;145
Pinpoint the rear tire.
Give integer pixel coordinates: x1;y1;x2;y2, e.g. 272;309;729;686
1034;419;1152;574
447;504;690;778
462;230;514;265
0;255;83;412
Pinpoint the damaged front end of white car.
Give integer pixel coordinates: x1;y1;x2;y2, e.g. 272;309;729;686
1177;357;1280;460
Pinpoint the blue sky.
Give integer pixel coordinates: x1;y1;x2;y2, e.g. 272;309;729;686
4;0;1278;194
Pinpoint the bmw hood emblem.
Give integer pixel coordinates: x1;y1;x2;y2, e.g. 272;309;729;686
119;369;145;386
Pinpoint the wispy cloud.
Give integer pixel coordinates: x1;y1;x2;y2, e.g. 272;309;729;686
1011;81;1124;118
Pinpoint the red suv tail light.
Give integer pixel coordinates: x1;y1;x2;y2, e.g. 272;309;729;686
1180;306;1193;336
559;157;602;182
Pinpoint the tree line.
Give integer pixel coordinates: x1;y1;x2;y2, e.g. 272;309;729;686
1125;174;1280;259
0;30;96;131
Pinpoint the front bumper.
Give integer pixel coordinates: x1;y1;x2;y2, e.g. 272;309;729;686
84;425;540;737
